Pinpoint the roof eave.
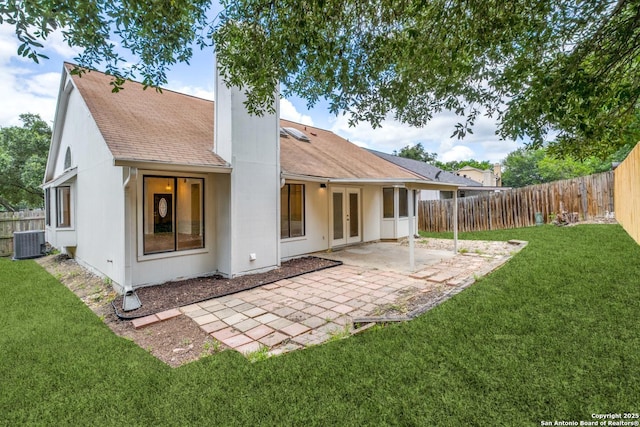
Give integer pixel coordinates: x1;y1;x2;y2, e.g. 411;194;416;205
44;67;75;184
42;167;78;188
328;178;460;190
281;173;459;190
460;186;510;191
114;159;232;173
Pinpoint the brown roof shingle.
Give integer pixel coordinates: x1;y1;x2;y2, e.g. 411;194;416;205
279;121;421;180
66;63;227;168
66;64;425;180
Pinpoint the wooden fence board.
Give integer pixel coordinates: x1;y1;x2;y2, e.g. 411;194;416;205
614;142;640;244
419;171;614;233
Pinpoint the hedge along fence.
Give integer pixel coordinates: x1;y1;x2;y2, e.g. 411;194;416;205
418;171;614;233
0;209;45;256
614;142;640;245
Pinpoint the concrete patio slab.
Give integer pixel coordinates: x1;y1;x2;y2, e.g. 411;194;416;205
318;241;455;273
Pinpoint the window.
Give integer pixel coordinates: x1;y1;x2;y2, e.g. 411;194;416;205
143;176;204;255
281;184;304;238
45;188;51;226
399;188;408;217
64;147;72;170
56;186;71;227
383;187;394;218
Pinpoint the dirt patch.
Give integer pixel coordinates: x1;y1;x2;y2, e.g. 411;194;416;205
35;254;340;367
407;238;515;255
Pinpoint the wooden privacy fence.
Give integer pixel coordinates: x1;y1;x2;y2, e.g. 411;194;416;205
419;171;614;233
0;209;45;256
614;142;640;245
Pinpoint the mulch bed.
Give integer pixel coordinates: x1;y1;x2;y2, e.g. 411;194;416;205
113;256;341;319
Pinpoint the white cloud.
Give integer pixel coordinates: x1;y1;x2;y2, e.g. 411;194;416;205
328;113;425;152
45;28;83;58
440;145;475;162
0;26;60;127
328;108;523;163
280;99;314;126
165;82;214;100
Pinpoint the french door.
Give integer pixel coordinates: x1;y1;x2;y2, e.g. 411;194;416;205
331;187;361;246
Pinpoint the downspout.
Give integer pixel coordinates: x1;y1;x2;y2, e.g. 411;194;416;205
326;183;331;251
122;167;141;311
275;93;281;267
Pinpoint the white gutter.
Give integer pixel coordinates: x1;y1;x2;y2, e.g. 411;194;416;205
328;178;459;190
280;173;330;183
114;159;232;174
281;174;460;191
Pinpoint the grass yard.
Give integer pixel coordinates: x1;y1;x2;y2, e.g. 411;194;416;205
1;224;639;425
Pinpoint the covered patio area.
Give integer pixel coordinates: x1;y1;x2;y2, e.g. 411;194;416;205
316;241;456;273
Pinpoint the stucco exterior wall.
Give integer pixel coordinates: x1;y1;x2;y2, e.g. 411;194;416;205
362;186;382;242
280;181;329;259
281;183;386;258
215;68;280;277
45;83;126;286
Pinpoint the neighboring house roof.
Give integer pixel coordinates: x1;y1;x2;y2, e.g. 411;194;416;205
367;150;481;186
64;63;426;182
65;63;228;168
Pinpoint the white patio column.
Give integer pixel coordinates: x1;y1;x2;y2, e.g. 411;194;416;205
409;188;415;271
453;189;458;253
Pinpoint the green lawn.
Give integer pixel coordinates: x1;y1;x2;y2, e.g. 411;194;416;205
1;225;639;426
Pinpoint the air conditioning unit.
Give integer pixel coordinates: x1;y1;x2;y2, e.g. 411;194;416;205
13;230;45;260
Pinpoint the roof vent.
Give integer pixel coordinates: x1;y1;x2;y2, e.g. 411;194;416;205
283;127;310;142
279;127;289;138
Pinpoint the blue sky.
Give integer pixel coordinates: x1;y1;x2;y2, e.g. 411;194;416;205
0;23;523;164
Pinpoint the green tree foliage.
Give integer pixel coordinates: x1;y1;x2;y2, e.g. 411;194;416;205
0;114;51;211
394;143;437;163
2;1;638;157
501;143;635;188
435;159;492;172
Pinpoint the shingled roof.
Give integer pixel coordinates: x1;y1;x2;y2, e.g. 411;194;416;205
367;149;481;186
279;122;421;180
65;63;227;168
65;64;426;181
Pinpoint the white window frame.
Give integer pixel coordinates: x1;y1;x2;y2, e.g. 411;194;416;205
137;172;208;260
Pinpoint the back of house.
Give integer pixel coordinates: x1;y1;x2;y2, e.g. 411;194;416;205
43;63;458;292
